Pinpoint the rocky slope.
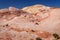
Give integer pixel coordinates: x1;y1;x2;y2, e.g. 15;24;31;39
0;4;60;40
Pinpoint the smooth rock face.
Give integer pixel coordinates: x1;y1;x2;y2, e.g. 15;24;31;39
0;4;60;40
0;8;9;13
9;7;19;11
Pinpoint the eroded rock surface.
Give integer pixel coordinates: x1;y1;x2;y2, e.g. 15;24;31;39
0;5;60;40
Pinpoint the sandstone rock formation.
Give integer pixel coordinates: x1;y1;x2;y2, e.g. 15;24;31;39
0;5;60;40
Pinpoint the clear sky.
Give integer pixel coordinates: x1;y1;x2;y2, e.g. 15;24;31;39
0;0;60;9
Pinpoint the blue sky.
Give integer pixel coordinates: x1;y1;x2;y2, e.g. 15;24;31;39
0;0;60;9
